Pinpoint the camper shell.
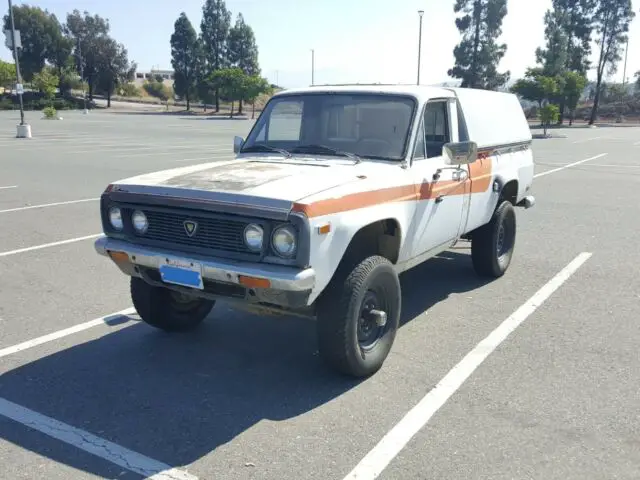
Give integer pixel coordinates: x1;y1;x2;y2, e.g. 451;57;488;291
95;84;535;377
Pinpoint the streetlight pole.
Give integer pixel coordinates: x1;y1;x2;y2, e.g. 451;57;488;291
8;0;28;136
417;10;424;85
311;49;315;86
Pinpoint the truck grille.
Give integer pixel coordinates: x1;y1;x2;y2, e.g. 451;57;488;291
128;208;254;255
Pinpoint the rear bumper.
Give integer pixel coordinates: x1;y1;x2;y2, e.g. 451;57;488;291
94;236;316;308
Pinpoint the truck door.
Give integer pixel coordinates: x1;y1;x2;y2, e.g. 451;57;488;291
408;98;470;259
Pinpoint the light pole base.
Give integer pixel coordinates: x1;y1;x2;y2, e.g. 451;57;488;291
16;124;32;138
82;109;89;114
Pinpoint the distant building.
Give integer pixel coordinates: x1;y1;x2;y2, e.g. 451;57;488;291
133;69;174;86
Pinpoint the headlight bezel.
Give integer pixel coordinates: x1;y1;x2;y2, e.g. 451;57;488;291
270;223;298;258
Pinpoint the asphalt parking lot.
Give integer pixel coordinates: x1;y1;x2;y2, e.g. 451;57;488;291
1;109;639;480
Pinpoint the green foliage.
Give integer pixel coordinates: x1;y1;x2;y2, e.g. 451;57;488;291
540;104;560;135
118;82;142;97
171;12;201;110
143;81;172;101
94;37;136;104
536;8;569;77
448;0;510;90
58;66;83;95
0;60;14;89
589;0;635;124
154;74;165;83
562;71;587;124
2;5;70;81
227;13;259;76
200;0;232;111
42;105;58;118
243;75;271;103
511;68;557;106
32;67;59;101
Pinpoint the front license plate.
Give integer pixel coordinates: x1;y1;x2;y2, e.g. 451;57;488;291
159;257;204;290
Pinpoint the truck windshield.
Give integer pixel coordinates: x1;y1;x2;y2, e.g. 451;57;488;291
241;93;417;161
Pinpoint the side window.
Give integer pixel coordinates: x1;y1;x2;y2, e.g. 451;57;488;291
258;100;303;142
412;117;426;160
424;101;450;158
456;101;469;142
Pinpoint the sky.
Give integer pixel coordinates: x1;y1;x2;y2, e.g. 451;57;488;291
2;0;639;88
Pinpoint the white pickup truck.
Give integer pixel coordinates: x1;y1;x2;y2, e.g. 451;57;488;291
95;84;535;377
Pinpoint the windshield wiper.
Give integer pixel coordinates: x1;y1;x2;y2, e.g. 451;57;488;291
291;144;361;162
241;144;291;157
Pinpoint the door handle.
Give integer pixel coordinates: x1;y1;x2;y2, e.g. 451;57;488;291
452;169;468;182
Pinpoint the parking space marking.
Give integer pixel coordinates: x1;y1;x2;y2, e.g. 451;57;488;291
0;185;18;190
572;136;603;144
0;398;198;479
534;153;607;178
0;308;135;358
0;198;99;214
342;252;592;480
0;234;102;257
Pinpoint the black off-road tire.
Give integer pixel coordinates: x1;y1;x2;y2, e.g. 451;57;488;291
130;277;215;332
316;255;401;378
471;200;517;277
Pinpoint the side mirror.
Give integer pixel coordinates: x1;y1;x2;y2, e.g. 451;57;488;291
443;141;478;165
233;136;244;154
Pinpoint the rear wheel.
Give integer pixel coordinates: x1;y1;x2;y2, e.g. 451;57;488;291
471;200;517;277
130;277;215;332
316;255;401;378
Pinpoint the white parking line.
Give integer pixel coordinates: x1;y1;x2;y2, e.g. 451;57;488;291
534;153;607;178
342;252;592;480
0;234;102;257
0;198;99;214
572;136;603;144
0;398;197;479
0;185;18;190
0;308;136;358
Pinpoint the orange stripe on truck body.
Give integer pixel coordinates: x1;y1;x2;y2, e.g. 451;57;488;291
292;154;495;218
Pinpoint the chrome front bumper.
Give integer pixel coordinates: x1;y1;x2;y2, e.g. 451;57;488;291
94;236;316;292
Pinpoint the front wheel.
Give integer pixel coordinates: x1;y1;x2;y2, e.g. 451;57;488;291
130;277;215;332
471;200;517;277
316;255;401;378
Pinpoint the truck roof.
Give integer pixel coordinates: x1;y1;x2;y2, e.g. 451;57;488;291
273;84;458;103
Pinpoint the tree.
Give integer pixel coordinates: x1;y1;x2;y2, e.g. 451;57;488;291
207;67;245;117
635;71;640;92
95;37;136;108
536;0;596;123
536;9;569;77
200;0;232;112
227;13;259;114
540;104;560;136
2;5;71;81
511;68;558;108
0;60;14;90
562;71;587;125
243;75;272;118
170;12;201;111
448;0;510;90
65;9;110;101
32;66;59;105
588;0;635;125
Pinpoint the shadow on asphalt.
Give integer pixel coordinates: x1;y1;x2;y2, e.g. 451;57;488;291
0;249;492;477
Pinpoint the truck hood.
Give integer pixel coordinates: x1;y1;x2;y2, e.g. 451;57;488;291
111;156;366;203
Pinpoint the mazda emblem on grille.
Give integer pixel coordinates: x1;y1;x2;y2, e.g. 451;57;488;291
183;220;198;237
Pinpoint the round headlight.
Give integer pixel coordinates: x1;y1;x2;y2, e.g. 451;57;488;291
132;210;148;234
109;207;123;230
244;224;264;251
272;225;297;258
